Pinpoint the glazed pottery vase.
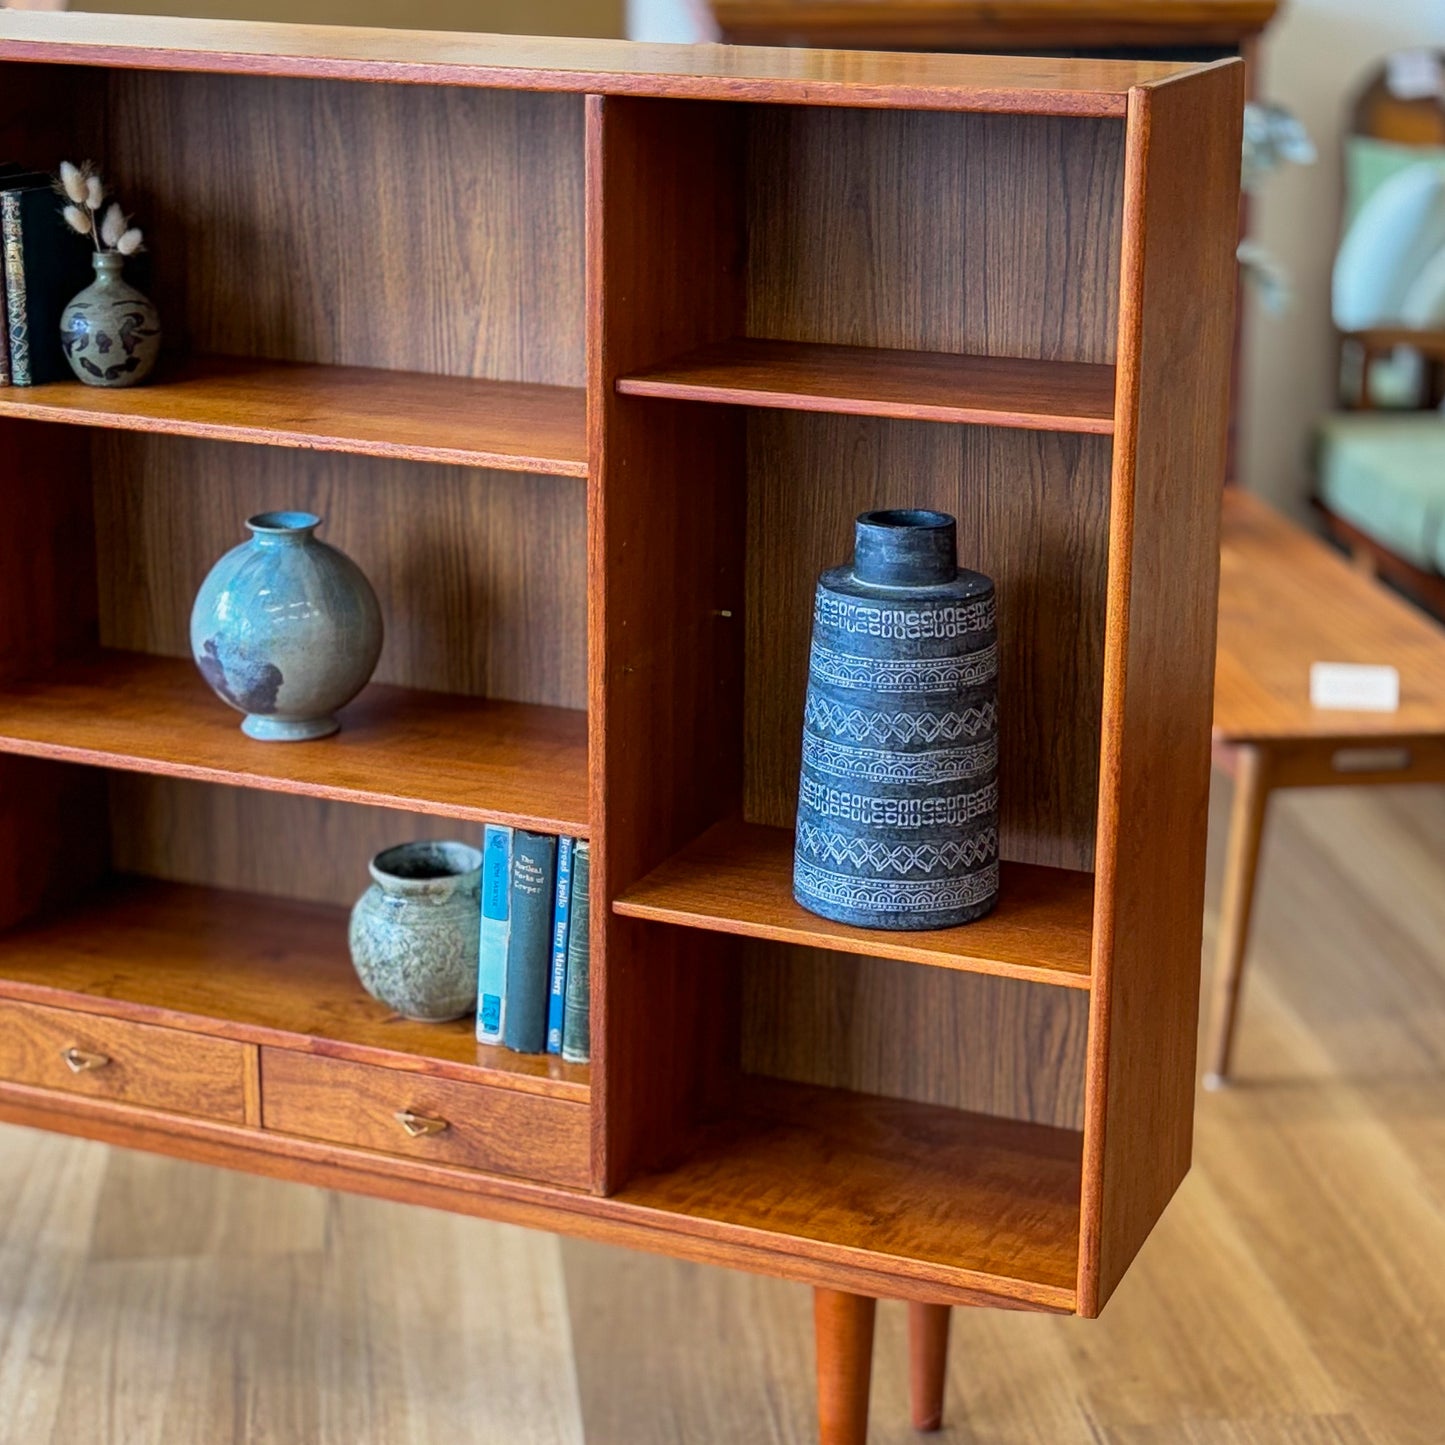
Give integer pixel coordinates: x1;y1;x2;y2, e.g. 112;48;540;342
190;511;383;741
349;841;482;1023
793;509;1000;930
59;252;161;387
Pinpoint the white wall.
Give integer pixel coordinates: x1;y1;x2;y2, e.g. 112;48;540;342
1243;0;1445;515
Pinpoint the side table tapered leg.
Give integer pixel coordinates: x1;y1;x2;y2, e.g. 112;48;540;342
1204;742;1273;1088
907;1302;951;1431
814;1288;876;1445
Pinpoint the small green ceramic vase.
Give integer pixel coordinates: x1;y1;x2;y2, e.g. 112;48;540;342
348;841;482;1023
59;252;161;387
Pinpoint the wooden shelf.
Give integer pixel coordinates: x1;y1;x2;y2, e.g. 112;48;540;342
614;820;1094;988
0;650;589;836
618;1078;1081;1309
616;339;1116;434
0;355;589;476
0;875;589;1098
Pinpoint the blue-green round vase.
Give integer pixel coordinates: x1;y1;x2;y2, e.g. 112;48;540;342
349;841;482;1022
190;511;383;742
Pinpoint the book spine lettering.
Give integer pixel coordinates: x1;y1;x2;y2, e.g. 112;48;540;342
475;824;513;1044
503;830;557;1054
2;192;29;387
561;840;591;1064
0;247;10;386
546;836;574;1054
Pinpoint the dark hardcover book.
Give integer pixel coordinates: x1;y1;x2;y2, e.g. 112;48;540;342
502;830;557;1054
561;840;591;1065
2;179;93;386
546;836;574;1055
0;165;47;387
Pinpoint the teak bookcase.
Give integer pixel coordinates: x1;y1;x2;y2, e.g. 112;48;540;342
0;14;1241;1442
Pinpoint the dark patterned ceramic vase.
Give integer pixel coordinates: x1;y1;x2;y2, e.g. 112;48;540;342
793;509;999;930
59;252;161;387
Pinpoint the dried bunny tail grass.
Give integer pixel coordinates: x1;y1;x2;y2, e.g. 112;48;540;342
59;160;88;205
117;228;144;256
63;205;92;236
101;203;127;248
85;174;105;211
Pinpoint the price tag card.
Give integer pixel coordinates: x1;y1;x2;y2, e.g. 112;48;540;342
1309;662;1401;712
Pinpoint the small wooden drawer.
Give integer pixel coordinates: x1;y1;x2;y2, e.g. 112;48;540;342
259;1049;591;1190
0;999;251;1123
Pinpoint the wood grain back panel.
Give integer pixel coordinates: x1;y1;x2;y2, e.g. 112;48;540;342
741;943;1088;1129
92;433;586;708
1079;61;1243;1316
108;775;479;909
97;71;585;385
744;415;1112;873
746;108;1125;363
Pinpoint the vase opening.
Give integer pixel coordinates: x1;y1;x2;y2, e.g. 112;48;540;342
853;509;958;588
371;841;482;889
92;252;124;277
246;510;322;546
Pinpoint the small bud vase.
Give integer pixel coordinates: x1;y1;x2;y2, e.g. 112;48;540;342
190;511;384;741
59;252;161;387
793;509;1000;930
349;841;482;1022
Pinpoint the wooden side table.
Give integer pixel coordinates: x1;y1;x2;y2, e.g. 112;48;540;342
707;0;1279;57
1206;489;1445;1085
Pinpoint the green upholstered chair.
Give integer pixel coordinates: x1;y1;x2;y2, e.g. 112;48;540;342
1316;64;1445;616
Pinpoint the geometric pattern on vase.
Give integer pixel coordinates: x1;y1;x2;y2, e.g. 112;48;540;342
793;858;1002;916
802;695;997;745
801;732;999;784
794;508;1001;930
796;821;999;875
806;639;999;693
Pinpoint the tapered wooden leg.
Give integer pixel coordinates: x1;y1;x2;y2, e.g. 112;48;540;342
814;1289;876;1445
1204;743;1273;1088
907;1302;950;1431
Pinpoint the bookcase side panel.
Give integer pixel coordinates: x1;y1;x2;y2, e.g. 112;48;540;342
746;108;1125;364
587;96;749;1189
97;71;585;386
1080;63;1243;1316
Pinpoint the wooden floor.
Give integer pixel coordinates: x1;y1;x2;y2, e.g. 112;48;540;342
2;777;1443;1443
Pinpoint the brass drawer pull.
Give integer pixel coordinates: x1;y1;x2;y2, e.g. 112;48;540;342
395;1109;448;1138
62;1046;111;1074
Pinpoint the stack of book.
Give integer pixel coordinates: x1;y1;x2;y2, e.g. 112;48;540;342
1;161;93;386
476;828;590;1063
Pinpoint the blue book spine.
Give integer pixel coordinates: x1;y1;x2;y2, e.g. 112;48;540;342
475;824;513;1044
503;831;557;1054
546;837;574;1054
561;841;591;1064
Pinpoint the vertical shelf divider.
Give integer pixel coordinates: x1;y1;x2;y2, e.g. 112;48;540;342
586;94;750;1189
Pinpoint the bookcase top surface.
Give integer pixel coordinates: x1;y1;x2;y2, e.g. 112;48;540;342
0;12;1228;117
